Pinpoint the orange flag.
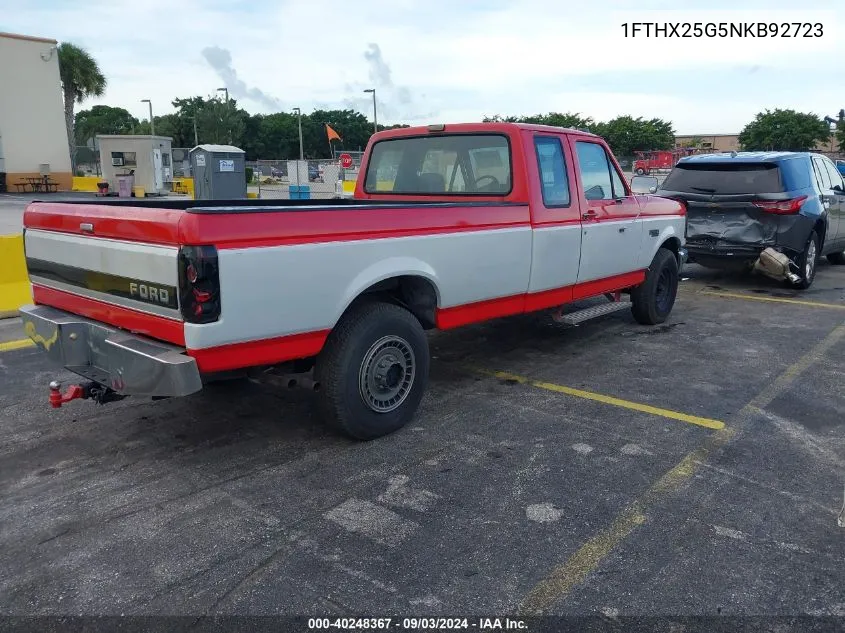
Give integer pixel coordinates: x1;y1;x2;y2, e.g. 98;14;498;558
326;124;342;142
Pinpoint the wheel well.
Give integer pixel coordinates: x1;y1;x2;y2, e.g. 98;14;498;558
660;236;681;265
350;275;439;329
815;219;826;248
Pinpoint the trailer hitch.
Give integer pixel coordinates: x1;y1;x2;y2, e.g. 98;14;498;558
48;380;127;408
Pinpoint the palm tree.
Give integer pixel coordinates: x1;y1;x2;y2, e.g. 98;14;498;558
57;43;106;168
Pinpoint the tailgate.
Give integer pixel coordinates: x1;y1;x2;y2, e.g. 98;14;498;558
23;202;186;344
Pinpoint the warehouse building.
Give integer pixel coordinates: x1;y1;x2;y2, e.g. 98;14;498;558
0;32;72;192
675;133;841;155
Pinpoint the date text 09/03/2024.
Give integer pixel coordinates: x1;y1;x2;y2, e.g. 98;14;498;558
307;618;528;630
620;22;824;38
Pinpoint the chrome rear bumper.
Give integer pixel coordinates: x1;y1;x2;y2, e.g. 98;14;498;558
19;304;202;398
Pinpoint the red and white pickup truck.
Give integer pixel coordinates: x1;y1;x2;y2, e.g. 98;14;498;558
20;122;687;439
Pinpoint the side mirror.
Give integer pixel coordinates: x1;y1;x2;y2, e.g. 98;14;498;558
630;175;659;194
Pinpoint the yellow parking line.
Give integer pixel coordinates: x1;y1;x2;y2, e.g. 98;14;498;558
483;370;725;430
0;338;35;352
700;290;845;310
518;321;845;615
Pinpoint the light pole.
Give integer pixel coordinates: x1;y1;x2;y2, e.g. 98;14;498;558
364;89;377;135
141;99;154;136
293;107;304;160
217;87;231;144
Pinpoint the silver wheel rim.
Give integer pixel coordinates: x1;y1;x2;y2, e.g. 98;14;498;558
358;335;416;413
806;240;816;279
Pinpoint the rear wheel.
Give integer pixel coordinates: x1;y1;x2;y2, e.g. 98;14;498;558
635;168;646;176
790;230;819;289
315;300;430;440
630;248;679;325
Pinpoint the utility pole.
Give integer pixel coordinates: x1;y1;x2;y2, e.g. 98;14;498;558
217;87;231;144
141;99;154;136
364;89;377;135
293;107;304;159
192;116;199;146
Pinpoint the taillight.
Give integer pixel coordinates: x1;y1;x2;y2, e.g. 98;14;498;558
178;245;220;324
752;195;807;215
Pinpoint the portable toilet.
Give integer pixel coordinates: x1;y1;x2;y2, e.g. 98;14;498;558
189;144;246;200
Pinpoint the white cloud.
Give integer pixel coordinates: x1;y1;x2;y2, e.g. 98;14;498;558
5;0;844;134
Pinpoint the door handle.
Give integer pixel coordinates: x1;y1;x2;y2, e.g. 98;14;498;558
582;210;597;221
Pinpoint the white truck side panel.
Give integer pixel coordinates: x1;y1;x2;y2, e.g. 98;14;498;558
184;227;533;349
636;216;686;268
526;224;582;293
576;218;644;283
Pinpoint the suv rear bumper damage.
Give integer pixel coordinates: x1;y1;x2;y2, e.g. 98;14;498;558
686;211;813;256
685;211;815;281
19;304;202;398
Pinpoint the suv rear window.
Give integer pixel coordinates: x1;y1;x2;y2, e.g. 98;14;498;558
661;163;784;194
364;134;512;195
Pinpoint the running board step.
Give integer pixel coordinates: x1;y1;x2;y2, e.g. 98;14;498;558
553;301;632;325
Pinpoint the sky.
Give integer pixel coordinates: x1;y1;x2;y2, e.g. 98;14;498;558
4;0;844;135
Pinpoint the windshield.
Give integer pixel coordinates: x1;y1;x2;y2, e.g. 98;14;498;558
364;134;512;195
661;162;784;195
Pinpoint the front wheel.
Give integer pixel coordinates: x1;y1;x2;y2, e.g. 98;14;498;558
315;300;430;440
630;248;679;325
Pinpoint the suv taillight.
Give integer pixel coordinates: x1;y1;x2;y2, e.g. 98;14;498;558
752;195;807;215
178;245;221;324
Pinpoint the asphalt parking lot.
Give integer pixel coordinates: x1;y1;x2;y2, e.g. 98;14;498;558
1;256;844;619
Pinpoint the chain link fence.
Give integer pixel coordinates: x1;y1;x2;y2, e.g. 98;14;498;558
247;158;345;199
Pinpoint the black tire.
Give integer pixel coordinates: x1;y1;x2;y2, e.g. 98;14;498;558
314;300;429;440
630;248;679;325
827;250;845;265
635;168;646;176
790;230;819;290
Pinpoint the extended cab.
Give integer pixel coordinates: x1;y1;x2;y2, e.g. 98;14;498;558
20;123;687;439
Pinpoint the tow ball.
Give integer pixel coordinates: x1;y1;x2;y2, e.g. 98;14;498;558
48;380;127;408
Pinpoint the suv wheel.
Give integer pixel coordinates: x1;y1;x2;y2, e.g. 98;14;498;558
790;230;819;290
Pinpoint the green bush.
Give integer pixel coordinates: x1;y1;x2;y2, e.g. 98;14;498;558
245;166;254;183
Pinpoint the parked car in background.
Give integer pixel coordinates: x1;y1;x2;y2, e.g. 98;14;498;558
836;159;845;177
657;151;845;289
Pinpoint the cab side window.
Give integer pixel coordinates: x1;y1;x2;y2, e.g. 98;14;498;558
822;158;845;190
575;141;614;201
534;136;570;206
610;163;627;198
812;157;832;190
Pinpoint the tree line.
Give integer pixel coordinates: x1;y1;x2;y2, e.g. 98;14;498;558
483;113;676;158
74;98;409;162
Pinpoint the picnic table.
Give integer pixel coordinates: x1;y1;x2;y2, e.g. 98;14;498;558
13;176;59;193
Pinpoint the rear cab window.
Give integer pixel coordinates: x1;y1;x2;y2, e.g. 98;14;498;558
661;162;785;194
364;134;512;195
534;136;570;206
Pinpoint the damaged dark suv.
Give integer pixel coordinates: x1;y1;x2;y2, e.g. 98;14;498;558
657;152;845;289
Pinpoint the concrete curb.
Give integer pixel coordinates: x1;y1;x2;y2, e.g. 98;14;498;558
0;234;31;320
